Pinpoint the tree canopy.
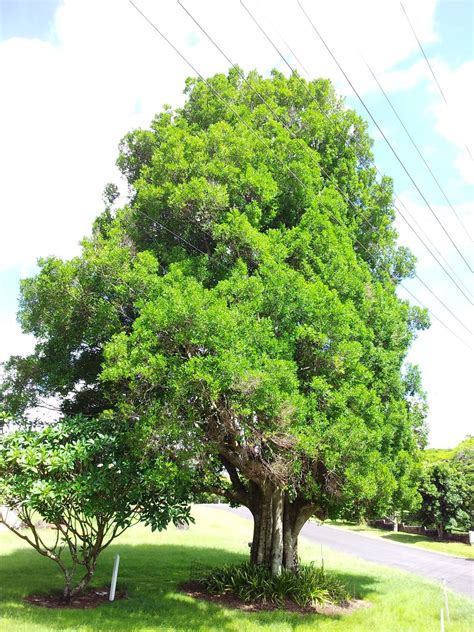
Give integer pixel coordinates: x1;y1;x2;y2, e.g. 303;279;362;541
1;69;429;574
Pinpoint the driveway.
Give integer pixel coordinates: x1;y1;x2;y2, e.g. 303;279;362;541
210;504;473;599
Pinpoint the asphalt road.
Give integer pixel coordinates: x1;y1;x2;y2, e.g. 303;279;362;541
211;504;473;599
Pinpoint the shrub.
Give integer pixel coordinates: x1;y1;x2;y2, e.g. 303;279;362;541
0;415;192;601
200;561;350;607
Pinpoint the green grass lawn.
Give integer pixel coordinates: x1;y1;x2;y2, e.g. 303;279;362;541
0;506;472;631
325;520;474;560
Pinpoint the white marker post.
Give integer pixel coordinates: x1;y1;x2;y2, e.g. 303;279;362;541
442;578;450;622
109;554;120;601
440;607;445;632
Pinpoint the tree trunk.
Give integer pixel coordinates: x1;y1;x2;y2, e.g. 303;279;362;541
249;485;314;575
70;567;95;599
63;564;96;601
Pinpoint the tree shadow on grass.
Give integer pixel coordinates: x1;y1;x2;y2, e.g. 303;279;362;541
0;543;379;631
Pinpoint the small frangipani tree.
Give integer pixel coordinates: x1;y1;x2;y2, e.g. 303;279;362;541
0;414;192;601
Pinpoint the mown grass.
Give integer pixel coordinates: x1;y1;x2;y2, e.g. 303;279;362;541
0;506;472;631
325;520;474;559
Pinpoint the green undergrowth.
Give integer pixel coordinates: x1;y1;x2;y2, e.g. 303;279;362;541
0;505;473;631
201;560;349;607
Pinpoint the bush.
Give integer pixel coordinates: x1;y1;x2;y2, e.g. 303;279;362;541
0;415;192;601
200;561;350;607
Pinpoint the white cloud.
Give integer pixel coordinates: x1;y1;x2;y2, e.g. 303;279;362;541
0;1;191;271
401;305;473;448
429;60;474;185
0;317;35;362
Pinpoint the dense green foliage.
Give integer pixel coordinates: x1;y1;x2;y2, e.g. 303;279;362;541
201;561;349;607
0;415;191;599
417;461;472;536
1;69;429;573
416;437;473;536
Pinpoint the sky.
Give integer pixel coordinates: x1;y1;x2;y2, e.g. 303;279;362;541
0;0;472;447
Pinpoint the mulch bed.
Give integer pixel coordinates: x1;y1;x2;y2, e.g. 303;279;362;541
25;587;127;609
180;580;370;615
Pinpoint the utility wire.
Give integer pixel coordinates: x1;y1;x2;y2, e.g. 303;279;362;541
394;201;472;304
238;0;473;303
400;2;447;102
364;58;473;242
399;283;471;349
400;2;474;163
128;0;472;346
133;207;208;256
296;0;473;274
178;0;471;312
256;7;311;78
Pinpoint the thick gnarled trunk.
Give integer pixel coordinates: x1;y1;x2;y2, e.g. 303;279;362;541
215;449;319;576
248;483;314;574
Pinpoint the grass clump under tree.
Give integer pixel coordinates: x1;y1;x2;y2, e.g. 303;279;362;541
201;561;349;608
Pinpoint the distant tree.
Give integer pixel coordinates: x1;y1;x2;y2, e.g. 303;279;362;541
0;415;192;601
418;461;471;538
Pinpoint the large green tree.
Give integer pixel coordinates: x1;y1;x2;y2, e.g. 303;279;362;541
1;70;428;574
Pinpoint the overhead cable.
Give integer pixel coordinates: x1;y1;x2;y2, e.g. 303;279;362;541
364;58;473;242
237;0;473;302
296;0;473;274
128;0;472;347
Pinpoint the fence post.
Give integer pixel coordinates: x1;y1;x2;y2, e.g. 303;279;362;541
109;554;120;601
442;578;450;622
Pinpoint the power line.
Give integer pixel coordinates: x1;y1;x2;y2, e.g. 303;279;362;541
133;207;208;257
411;272;470;336
399;2;447;102
178;0;471;309
400;2;474;164
394;201;473;305
237;0;473;303
296;0;473;274
255;6;311;78
399;283;471;350
363;58;473;242
128;0;472;347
